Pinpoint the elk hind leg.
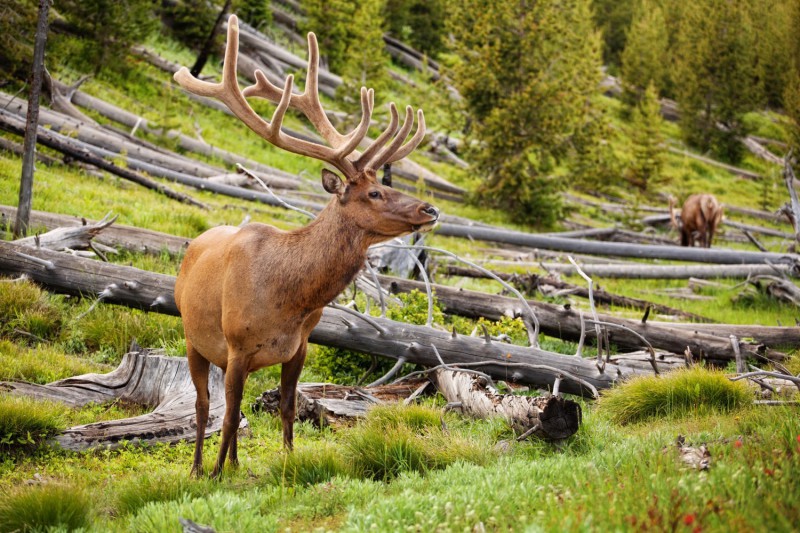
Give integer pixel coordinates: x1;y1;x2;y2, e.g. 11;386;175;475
187;341;210;477
211;357;248;478
280;341;309;451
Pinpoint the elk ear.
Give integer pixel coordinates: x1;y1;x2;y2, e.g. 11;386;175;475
321;169;345;195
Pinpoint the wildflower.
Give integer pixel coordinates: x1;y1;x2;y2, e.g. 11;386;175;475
733;439;742;448
684;513;696;526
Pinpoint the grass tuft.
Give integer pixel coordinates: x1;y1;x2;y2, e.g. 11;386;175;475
267;443;349;487
599;367;752;425
0;395;69;451
0;484;92;532
114;471;213;516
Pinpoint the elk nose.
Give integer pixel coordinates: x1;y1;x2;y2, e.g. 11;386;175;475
421;204;439;220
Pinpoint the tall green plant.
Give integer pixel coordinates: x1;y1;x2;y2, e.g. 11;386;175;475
300;0;355;72
620;0;669;105
382;0;446;58
672;0;760;162
55;0;157;75
446;0;602;226
626;82;666;191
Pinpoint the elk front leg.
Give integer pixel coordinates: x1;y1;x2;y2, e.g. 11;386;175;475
211;357;248;478
187;341;211;478
280;341;308;450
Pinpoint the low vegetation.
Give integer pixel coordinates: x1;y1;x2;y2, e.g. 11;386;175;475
1;0;799;530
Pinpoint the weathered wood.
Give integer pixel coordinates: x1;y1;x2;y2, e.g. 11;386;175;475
432;369;581;440
377;276;790;363
0;349;246;451
0;205;190;256
646;322;800;347
15;0;50;238
434;222;799;265
442;266;712;322
251;381;430;428
538;262;795;279
0;241;651;396
0;110;206;208
13;213;117;253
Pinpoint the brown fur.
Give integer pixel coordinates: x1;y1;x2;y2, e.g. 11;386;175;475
172;16;438;478
175;169;437;478
669;194;724;248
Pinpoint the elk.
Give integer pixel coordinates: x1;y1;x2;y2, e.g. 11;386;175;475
172;16;439;478
669;193;724;248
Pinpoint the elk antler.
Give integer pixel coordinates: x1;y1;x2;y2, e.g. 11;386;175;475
174;15;425;178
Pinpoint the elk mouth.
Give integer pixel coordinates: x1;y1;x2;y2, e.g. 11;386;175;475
412;219;439;233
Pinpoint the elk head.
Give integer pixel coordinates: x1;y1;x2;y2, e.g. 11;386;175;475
174;16;438;240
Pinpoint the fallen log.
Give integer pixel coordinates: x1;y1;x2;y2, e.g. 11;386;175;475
0;110;206;209
442;265;712;322
431;369;581;441
0;205;190;256
647;322;800;347
0;241;651;395
434;222;799;265
251;381;431;428
538;262;795;280
376;276;789;363
13;213;117;254
0;348;247;451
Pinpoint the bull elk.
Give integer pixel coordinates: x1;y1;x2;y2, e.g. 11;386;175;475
669;194;724;248
173;16;439;477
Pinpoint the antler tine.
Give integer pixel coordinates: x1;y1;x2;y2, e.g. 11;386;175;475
355;102;400;170
362;105;419;171
385;109;426;164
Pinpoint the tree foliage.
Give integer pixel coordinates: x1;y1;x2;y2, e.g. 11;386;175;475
672;0;759;163
337;0;390;109
620;0;669;104
300;0;356;72
160;0;220;53
626;82;666;191
0;0;39;80
55;0;157;75
446;0;603;227
593;0;635;69
234;0;272;31
382;0;446;58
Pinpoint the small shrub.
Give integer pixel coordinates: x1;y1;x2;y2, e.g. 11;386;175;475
0;340;101;384
267;444;349;487
115;472;212;516
599;367;752;425
0;484;92;532
0;396;68;452
343;404;485;481
0;280;64;341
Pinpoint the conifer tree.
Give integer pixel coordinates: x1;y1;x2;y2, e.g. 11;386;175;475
626;82;666;191
447;0;602;226
300;0;355;72
57;0;156;75
337;0;390;113
620;0;669;105
672;0;759;163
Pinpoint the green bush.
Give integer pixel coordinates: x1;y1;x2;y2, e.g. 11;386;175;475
599;367;752;425
0;484;92;532
0;396;68;452
266;443;349;487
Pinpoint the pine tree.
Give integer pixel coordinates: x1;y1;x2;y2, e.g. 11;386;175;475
447;0;602;226
56;0;157;75
300;0;355;72
383;0;446;58
0;0;38;80
234;0;272;30
620;0;669;105
593;0;635;69
626;82;666;191
672;0;759;163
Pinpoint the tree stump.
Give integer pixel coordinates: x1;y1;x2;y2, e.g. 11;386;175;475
432;369;581;441
0;349;246;451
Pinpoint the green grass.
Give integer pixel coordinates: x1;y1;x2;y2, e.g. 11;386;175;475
0;395;69;452
598;367;753;425
0;484;93;532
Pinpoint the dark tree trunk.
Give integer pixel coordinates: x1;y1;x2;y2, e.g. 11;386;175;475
15;0;51;238
190;0;233;77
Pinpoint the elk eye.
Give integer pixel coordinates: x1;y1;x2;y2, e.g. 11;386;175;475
368;190;381;199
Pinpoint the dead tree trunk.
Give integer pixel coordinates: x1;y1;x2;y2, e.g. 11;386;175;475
1;348;246;451
378;276;789;363
431;369;581;441
0;241;652;395
190;0;233;77
15;0;51;238
537;262;795;280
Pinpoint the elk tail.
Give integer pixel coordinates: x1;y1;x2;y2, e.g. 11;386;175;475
668;197;680;230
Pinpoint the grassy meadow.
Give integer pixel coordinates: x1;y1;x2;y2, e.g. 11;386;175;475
0;23;799;533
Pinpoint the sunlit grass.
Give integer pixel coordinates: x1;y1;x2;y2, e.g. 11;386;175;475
0;484;93;532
